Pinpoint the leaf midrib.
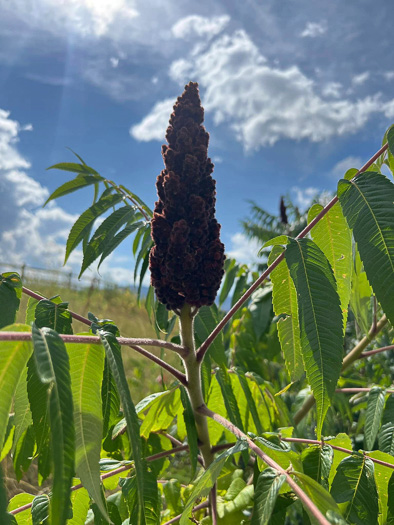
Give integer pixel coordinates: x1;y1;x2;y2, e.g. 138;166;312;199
296;241;324;426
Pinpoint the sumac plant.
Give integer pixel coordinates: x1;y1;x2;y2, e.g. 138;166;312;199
1;82;394;525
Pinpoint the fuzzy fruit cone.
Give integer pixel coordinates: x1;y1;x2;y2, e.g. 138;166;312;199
149;82;225;311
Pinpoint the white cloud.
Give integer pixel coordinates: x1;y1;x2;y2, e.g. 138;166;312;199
384;71;394;81
0;109;78;268
2;0;139;38
291;186;319;211
300;22;327;38
330;156;362;179
352;71;370;86
322;82;342;98
133;29;392;150
172;14;230;40
110;57;119;68
0;109;31;170
130;98;174;142
227;232;262;264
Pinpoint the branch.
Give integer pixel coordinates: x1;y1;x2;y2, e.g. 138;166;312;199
130;344;187;386
21;287;187;384
162;501;210;525
0;332;186;355
10;443;191;515
361;344;394;358
293;314;388;425
282;437;394;470
198;404;332;525
335;387;394;394
196;142;389;362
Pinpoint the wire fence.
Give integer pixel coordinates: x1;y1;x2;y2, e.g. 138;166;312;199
0;261;120;291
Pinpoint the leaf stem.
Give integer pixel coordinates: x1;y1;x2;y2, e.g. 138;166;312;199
360;344;394;358
335;387;394;394
197;404;332;525
0;332;186;355
10;444;191;515
162;501;210;525
20;287;187;384
281;437;394;470
196;142;389;362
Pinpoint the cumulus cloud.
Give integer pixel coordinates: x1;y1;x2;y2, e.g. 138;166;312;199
352;71;370;86
130;98;174;142
330;156;362;179
291;187;319;211
133;29;393;150
322;82;342;98
2;0;138;38
0;109;78;268
300;22;327;38
172;14;230;40
227;232;262;264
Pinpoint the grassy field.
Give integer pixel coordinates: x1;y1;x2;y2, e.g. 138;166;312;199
17;279;182;403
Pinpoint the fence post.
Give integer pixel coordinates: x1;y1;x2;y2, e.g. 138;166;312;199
68;271;72;288
20;264;26;281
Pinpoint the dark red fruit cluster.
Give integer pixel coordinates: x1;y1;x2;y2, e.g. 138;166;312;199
149;82;225;311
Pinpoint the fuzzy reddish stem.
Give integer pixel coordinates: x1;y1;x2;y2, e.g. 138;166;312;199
10;444;190;515
197;142;389;361
19;289;188;384
361;344;394;358
282;437;394;470
198;405;332;525
335;387;394;394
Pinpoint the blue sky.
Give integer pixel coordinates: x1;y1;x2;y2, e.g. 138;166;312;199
1;0;394;285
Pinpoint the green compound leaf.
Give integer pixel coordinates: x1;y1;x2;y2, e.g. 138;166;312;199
367;451;394;524
378;395;394;456
301;444;334;489
32;324;75;525
0;324;32;448
65;191;124;264
338;171;394;327
67;339;109;522
331;454;379;525
44;174;103;206
47;161;99;175
98;330;146;524
388;472;394;524
98;221;146;270
180;440;248;525
285;237;343;438
364;387;386;451
12;358;32;454
34;299;73;335
251;467;286;525
69;482;90;525
269;245;303;381
80;205;136;276
0;273;22;329
294;471;345;525
308;202;352;332
194;305;226;367
120;470;161;525
101;357;120;438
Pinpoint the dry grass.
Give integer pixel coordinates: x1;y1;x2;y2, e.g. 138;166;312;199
16;279;182;402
